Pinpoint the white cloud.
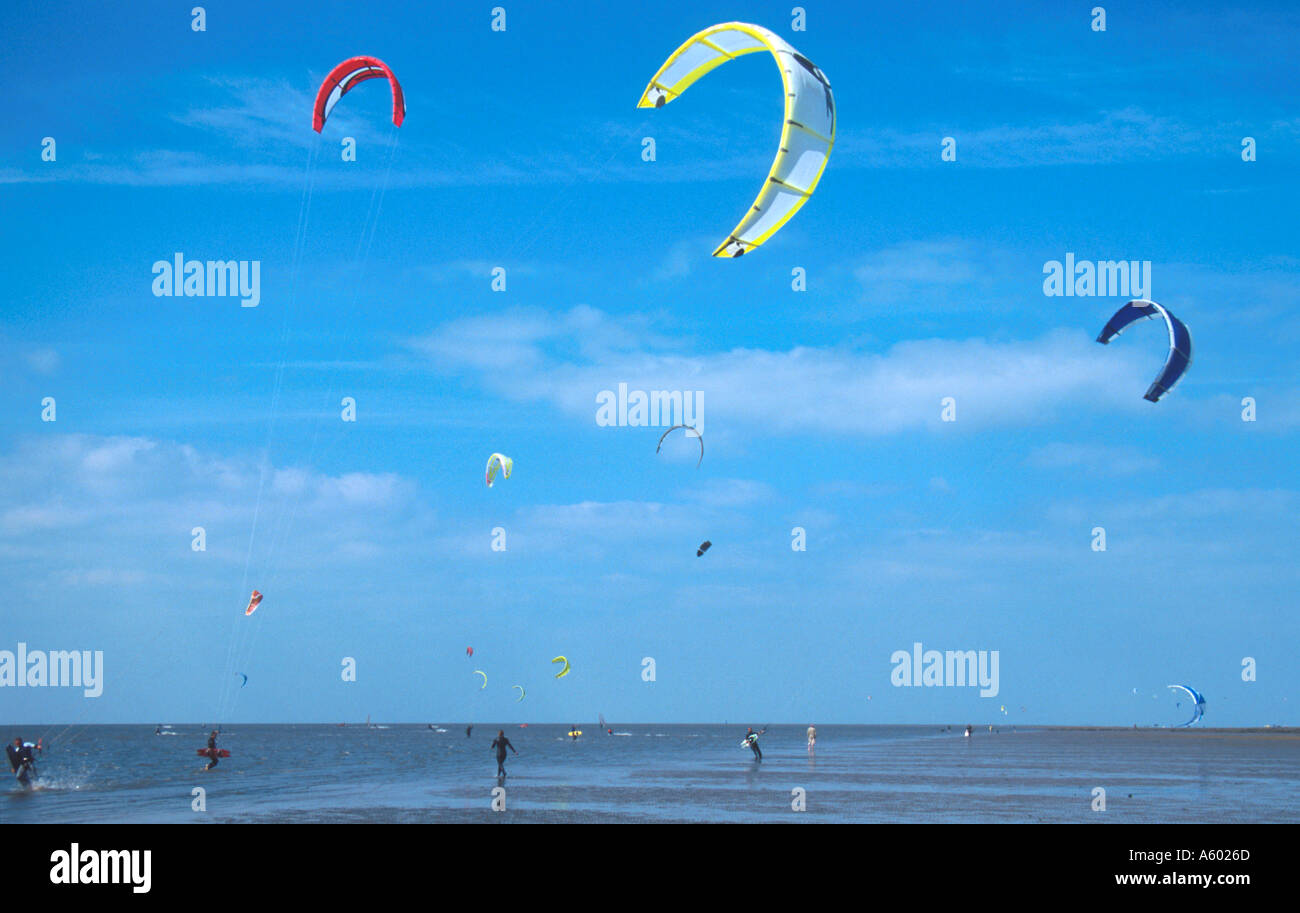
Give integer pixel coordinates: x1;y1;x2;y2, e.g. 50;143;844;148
412;306;1149;437
0;435;426;580
1026;442;1161;475
24;347;60;374
835;108;1218;170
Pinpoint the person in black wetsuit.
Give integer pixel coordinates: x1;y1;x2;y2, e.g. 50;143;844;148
491;730;516;777
7;738;36;784
466;725;473;738
202;730;220;771
744;727;762;762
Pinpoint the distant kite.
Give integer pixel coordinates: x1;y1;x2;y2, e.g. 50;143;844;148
1167;684;1206;727
313;56;405;133
696;541;712;557
244;590;263;616
1096;299;1193;402
656;425;704;468
552;656;571;679
486;453;513;487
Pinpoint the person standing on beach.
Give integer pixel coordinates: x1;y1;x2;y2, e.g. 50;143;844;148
806;725;816;752
491;730;516;777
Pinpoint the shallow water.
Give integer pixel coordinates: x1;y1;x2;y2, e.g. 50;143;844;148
5;724;1298;823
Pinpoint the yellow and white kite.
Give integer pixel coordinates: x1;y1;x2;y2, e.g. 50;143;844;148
551;656;571;679
485;453;512;487
637;22;835;257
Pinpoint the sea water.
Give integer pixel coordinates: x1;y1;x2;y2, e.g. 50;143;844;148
4;724;1297;823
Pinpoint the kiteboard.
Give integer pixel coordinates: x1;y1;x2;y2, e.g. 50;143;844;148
567;730;582;737
197;749;231;758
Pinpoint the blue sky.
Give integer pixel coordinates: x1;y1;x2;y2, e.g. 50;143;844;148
2;0;1298;726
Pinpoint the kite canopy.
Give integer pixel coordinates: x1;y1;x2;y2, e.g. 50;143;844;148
551;656;571;679
1096;299;1193;402
244;590;263;616
1167;684;1206;727
485;453;513;487
313;56;405;133
637;22;835;257
513;685;525;702
696;540;712;557
474;669;488;689
656;424;704;467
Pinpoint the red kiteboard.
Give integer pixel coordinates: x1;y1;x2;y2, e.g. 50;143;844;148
197;749;231;758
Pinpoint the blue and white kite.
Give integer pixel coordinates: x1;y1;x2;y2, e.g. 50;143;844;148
1096;299;1193;402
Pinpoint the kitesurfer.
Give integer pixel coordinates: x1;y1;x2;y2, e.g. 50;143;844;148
806;725;816;752
466;725;473;738
745;727;762;762
202;730;220;771
7;738;36;784
491;730;516;777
